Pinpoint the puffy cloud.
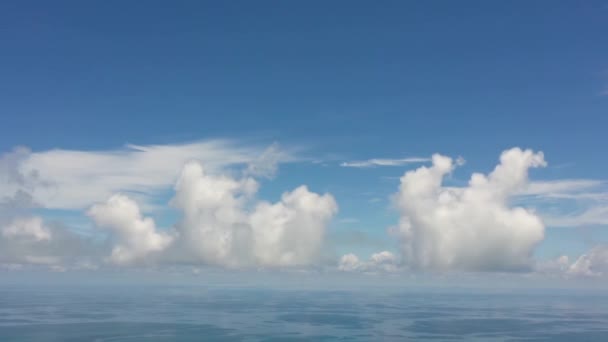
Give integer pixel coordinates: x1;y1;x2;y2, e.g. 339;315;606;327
534;255;571;275
250;185;338;266
0;140;295;210
170;161;338;268
170;162;257;267
338;253;360;271
0;216;99;269
338;251;398;273
88;195;174;265
394;147;546;272
567;246;608;277
2;217;51;241
0;147;41;210
340;157;429;168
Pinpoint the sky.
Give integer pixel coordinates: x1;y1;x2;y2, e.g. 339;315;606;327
1;1;608;285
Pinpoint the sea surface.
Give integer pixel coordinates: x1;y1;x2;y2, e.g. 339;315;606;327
1;285;607;341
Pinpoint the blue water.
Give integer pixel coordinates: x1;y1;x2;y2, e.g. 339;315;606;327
1;286;607;341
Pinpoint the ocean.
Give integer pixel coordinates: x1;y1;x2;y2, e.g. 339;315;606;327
1;285;607;341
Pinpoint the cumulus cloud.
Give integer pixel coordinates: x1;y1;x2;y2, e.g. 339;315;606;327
250;185;338;266
84;161;337;268
169;162;258;267
0;141;333;270
394;147;546;272
340;157;429;168
0;140;295;210
88;195;174;265
170;161;338;268
338;251;398;273
0;216;99;269
534;255;571;275
534;247;608;278
567;246;608;277
0;147;42;210
2;217;52;241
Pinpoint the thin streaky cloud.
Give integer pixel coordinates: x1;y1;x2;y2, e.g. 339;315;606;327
520;180;606;196
0;140;298;211
541;205;608;228
340;157;429;168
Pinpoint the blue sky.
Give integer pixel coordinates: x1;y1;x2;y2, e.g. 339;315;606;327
1;1;608;280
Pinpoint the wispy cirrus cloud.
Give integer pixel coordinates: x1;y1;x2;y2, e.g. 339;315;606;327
340;157;429;168
514;179;608;228
519;179;605;198
0;140;296;211
541;205;608;228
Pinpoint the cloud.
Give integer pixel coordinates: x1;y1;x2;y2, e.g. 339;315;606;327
0;141;335;270
245;142;288;179
542;206;608;227
170;161;338;267
520;180;605;197
340;157;429;168
567;246;608;277
2;217;52;241
534;247;608;278
84;161;337;268
338;251;398;273
0;216;100;269
393;147;546;272
0;147;41;210
88;195;174;265
512;176;608;228
250;185;338;266
534;255;571;275
0;140;295;210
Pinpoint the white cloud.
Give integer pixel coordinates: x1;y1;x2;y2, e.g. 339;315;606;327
245;142;288;179
169;161;258;267
2;217;51;241
535;255;571;275
567;246;608;277
170;161;338;268
88;194;174;265
520;180;605;197
338;251;398;273
510;176;608;228
250;185;338;266
394;147;546;272
0;140;294;210
340;157;429;168
0;216;99;268
542;206;608;227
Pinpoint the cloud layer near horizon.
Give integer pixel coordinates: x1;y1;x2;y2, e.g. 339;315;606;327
1;143;608;278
